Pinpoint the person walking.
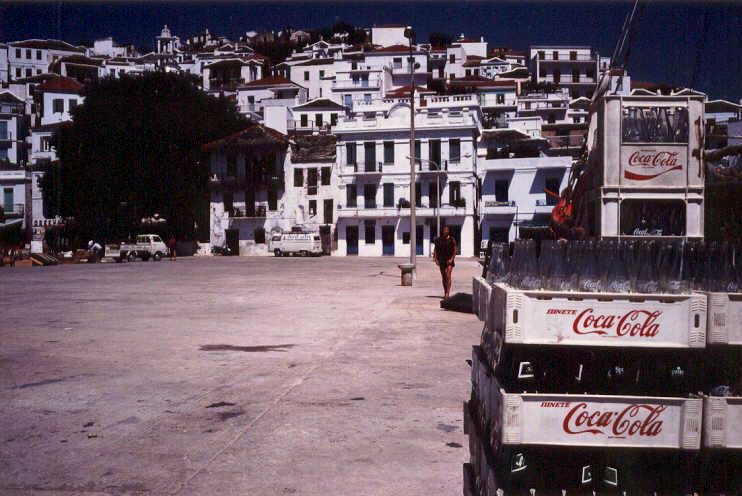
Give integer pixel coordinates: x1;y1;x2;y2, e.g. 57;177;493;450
433;225;457;299
168;235;177;261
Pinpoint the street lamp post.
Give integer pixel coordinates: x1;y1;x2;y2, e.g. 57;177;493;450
405;26;416;273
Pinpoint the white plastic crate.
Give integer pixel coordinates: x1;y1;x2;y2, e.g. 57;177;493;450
473;276;493;323
489;283;707;349
703;396;742;449
492;388;702;451
705;292;742;346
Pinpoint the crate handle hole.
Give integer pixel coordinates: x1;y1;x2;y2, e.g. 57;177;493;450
512;309;518;324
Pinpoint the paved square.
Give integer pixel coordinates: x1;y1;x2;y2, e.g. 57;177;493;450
0;257;481;495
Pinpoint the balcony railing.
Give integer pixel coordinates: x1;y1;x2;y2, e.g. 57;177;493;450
2;203;25;217
332;77;381;89
535;199;558;206
545;135;585;148
483;200;515;207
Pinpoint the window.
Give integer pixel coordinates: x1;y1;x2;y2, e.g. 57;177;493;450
300;114;308;127
586;69;595;80
36;69;41;74
330;113;337;126
307;168;318;195
364;220;375;244
36;50;41;60
465;69;471;76
346;142;356;165
538;51;545;60
15;68;21;78
415;181;421;207
449;139;460;163
572;69;580;83
429;139;441;166
309;200;317;216
383;183;394;207
552;51;559;60
319;70;325;78
363;93;371;103
449;181;461;205
25;68;31;77
346;184;357;207
496;93;505;104
69;99;78;111
495;179;509;202
553;68;561;84
3;187;13;210
268;188;278;210
438;68;444;78
15;48;20;58
324;199;333;224
25;49;31;59
414;140;421;163
293;168;304;187
364;184;377;208
53;98;64;113
570;51;577;61
304;71;309;81
622;107;689;143
545;177;561;205
351;62;358;70
364;142;376;172
0;148;6;161
343;94;352;107
0;121;7;140
383;141;394;164
315;113;323;127
449;54;455;63
41;136;52;151
321;167;331;186
393;57;402;68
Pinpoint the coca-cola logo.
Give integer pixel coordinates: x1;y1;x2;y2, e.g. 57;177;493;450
562;402;666;437
624;149;683;181
571;308;661;338
628;150;680;168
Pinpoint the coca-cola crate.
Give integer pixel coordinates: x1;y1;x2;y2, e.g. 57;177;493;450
705;291;742;346
489;283;707;349
472;276;492;323
472;345;703;451
703;396;742;449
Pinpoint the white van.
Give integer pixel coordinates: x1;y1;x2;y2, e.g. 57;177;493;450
270;232;323;257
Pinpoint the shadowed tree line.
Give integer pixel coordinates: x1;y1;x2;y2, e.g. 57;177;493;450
41;72;248;242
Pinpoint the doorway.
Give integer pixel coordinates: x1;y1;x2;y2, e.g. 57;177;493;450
346;225;359;255
416;225;423;256
319;225;331;255
382;225;395;256
225;229;239;256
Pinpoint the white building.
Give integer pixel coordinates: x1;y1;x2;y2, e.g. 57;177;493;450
333;94;481;257
155;25;180;54
0;44;8;83
205;124;292;255
8;39;86;81
0;91;28;166
371;25;409;48
529;45;601;98
91;37;132;58
235;76;307;120
289;98;346;133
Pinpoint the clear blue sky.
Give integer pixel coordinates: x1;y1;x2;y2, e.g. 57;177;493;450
1;1;740;101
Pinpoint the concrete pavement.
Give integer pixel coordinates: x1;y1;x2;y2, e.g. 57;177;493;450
0;256;482;495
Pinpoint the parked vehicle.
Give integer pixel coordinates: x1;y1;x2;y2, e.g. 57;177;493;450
269;232;322;257
105;234;168;262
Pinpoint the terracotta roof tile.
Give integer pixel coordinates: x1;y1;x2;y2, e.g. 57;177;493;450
37;76;84;93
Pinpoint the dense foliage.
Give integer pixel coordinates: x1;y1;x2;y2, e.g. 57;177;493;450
41;72;248;241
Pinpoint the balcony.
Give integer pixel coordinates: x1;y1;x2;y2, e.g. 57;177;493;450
332;77;381;90
535;199;558;213
337;203;467;219
480;200;517;215
2;203;24;218
339;162;384;176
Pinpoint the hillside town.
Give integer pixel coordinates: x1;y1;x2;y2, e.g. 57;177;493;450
1;24;741;259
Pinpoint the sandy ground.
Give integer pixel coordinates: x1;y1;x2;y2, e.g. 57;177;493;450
0;256;482;495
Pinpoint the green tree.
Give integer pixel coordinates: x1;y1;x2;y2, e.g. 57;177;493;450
41;72;248;241
428;32;453;47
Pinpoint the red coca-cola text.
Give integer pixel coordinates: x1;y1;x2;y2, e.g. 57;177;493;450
562;402;666;437
571;308;661;338
628;150;681;169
